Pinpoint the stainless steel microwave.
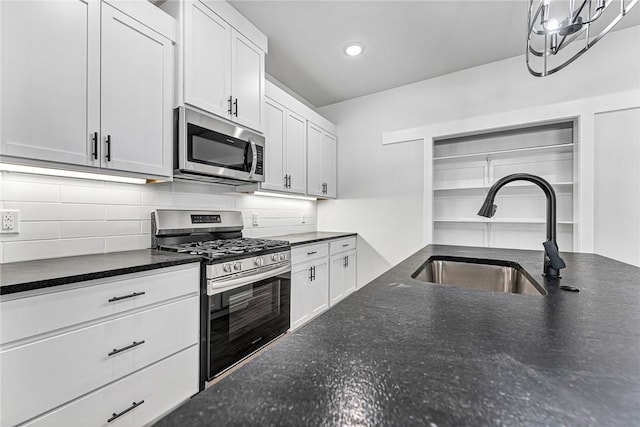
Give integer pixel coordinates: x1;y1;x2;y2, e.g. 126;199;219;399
174;107;265;184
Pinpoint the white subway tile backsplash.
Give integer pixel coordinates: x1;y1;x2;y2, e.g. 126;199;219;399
0;174;318;263
251;224;317;238
60;221;108;239
2;181;60;202
61;185;141;205
4;202;105;221
141;190;174;206
141;220;152;234
0;222;60;242
2;238;105;263
105;235;150;253
106;206;151;220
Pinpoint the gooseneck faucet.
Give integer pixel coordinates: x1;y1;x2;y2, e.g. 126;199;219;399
477;173;566;278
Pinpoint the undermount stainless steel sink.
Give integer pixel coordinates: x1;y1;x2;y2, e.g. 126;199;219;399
412;256;546;296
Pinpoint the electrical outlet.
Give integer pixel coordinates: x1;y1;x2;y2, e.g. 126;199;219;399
252;213;259;227
1;209;20;234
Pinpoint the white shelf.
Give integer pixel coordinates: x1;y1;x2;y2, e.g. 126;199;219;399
433;181;574;192
434;218;574;225
433;143;575;162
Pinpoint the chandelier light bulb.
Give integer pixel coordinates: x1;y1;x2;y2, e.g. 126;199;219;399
545;18;559;32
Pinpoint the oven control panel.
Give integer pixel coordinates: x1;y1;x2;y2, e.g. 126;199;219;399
207;251;290;281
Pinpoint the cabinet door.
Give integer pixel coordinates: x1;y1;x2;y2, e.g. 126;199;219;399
0;0;100;166
184;0;231;118
290;264;312;330
262;99;286;191
329;254;345;306
344;250;357;294
323;132;337;198
309;260;329;317
231;29;264;132
307;122;324;196
285;110;307;194
594;107;640;266
100;4;173;177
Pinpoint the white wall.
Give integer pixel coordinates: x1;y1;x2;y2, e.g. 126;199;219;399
0;172;317;263
318;26;640;286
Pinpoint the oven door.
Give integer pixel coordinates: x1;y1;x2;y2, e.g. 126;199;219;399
176;107;264;182
207;270;290;379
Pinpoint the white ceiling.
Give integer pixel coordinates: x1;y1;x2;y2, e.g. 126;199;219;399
228;0;640;108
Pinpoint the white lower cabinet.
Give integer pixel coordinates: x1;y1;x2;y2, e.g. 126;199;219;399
329;237;357;306
290;243;329;330
23;345;199;427
290;237;357;330
329;250;357;306
0;264;200;427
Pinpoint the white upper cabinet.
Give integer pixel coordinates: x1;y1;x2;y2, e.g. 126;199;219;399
285;110;307;193
263;100;287;191
261;81;337;198
307;123;324;196
101;3;173;177
231;30;264;131
168;0;266;132
0;0;100;167
184;1;231;119
262;98;306;193
0;0;175;179
307;122;337;198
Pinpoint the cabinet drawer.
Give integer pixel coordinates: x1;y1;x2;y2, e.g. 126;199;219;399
0;296;199;427
1;264;200;345
329;237;356;255
23;345;199;427
291;242;328;264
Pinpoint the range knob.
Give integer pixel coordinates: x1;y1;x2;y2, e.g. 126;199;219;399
271;254;279;262
254;257;264;267
222;263;232;273
233;262;242;271
279;253;286;261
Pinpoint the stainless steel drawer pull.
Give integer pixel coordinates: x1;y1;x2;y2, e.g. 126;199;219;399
307;251;317;255
108;340;145;357
107;400;145;423
342;243;349;247
108;291;145;303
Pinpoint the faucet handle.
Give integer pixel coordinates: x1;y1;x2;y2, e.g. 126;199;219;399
543;240;566;275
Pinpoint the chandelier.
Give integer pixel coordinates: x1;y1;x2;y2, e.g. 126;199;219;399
527;0;638;76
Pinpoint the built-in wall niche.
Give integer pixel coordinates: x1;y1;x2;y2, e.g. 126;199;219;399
432;120;577;251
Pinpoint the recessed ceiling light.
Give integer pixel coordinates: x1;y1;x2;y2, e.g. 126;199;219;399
344;42;364;57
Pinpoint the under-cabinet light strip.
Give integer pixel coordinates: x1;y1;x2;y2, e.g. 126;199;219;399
253;191;317;201
0;163;148;184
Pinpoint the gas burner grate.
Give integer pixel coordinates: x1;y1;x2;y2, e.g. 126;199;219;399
159;238;289;259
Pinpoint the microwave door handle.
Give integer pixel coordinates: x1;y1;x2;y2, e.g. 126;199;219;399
248;138;258;178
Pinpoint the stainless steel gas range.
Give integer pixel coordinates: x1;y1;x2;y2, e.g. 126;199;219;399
152;209;291;386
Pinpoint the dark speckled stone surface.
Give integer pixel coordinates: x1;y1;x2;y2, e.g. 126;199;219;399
154;245;640;426
0;250;202;295
264;231;357;246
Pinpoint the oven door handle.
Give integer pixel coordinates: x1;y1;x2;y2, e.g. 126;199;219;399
248;138;258;179
208;263;290;295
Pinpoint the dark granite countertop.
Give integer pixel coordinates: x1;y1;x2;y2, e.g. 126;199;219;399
264;231;357;246
155;244;640;426
0;250;202;295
